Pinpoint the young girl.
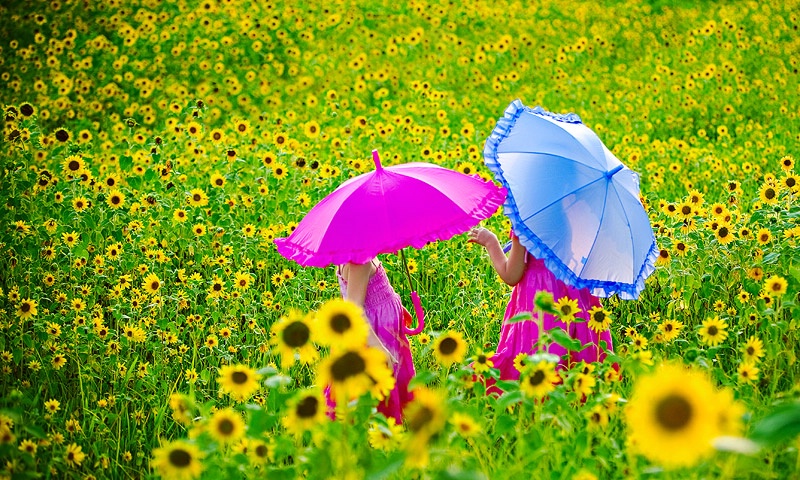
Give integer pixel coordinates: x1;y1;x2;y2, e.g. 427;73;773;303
467;227;614;386
326;258;415;423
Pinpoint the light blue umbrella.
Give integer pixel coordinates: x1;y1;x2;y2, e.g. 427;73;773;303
483;99;657;300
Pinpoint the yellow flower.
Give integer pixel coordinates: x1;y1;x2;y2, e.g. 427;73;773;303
207;408;245;443
142;273;162;295
282;389;327;435
763;275;788;297
16;298;37;320
554;296;580;323
432;331;468;367
449;412;482;437
107;189;126;209
316;345;394;402
714;223;735;245
271;309;318;368
587;306;612;333
314;298;369;348
625;363;720;468
151;440;205;480
368;416;405;451
519;361;559;398
217;364;261;402
758;183;779;205
471;348;494;374
658;319;682;342
404;387;447;467
742;336;765;363
737;362;760;384
44;398;60;413
698;316;728;347
65;443;86;467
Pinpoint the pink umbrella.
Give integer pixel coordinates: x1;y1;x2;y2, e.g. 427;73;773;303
275;150;506;334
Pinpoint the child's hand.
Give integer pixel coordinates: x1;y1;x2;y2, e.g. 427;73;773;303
467;227;496;247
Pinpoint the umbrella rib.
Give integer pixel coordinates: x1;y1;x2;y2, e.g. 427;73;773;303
576;180;610;279
518;175;607;224
497;151;607;173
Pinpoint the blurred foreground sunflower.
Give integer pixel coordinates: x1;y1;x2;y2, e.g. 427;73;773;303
625;363;720;468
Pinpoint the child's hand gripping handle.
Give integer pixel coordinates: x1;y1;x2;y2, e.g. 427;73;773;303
403;291;425;336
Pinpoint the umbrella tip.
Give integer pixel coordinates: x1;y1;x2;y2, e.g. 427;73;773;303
372;149;382;170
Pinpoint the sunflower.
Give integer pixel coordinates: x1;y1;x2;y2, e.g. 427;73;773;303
270;309;318;368
513;352;530;373
780;155;795;172
16;298;38;320
187;188;208;207
404;387;447;445
714;223;735;245
471;348;494;374
209;173;226;188
737;362;759;384
282;389;327;435
554;296;580;323
217;364;261;401
61;154;85;177
316;345;394;402
303;120;320;138
519;361;559;398
587;404;610;430
758;183;779;205
625;363;719;468
450;412;482;437
142;273;162;295
248;439;273;465
368;416;405;451
742;336;765;362
715;388;745;437
432;331;468;367
698;316;728;347
763;274;788;297
314;298;368;348
756;228;771;245
587;306;612;333
65;443;86;467
152;439;204;480
658;319;682;342
207;408;245;443
106;189;126;209
572;372;596;396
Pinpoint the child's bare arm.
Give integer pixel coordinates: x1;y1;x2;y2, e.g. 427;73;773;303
342;262;370;307
468;227;526;286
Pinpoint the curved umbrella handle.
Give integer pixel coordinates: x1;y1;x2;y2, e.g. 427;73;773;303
403;291;426;336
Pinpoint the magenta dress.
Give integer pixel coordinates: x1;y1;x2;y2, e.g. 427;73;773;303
325;260;415;423
491;253;614;382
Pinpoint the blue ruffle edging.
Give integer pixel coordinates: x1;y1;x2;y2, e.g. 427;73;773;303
483;99;657;300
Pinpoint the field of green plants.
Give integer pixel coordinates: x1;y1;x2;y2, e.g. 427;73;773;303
1;0;799;478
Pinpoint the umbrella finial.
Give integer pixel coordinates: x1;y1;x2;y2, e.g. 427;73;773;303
372;149;382;170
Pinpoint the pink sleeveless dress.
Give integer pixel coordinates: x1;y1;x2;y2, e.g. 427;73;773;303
325;260;415;423
491;253;614;381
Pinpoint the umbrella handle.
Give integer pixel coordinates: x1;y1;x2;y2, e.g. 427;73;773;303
403;291;426;336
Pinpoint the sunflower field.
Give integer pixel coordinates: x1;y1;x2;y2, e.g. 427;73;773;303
1;0;800;478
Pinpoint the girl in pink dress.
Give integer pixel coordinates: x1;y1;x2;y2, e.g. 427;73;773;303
467;227;613;383
325;258;415;423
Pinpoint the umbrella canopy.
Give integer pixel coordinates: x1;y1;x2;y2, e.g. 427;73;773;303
275;150;506;334
483;99;657;300
275;150;506;268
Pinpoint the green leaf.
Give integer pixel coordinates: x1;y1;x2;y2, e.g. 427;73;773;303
495;390;524;410
548;328;582;351
119;155;133;171
506;312;533;324
408;370;436;390
750;401;800;445
365;451;405;480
